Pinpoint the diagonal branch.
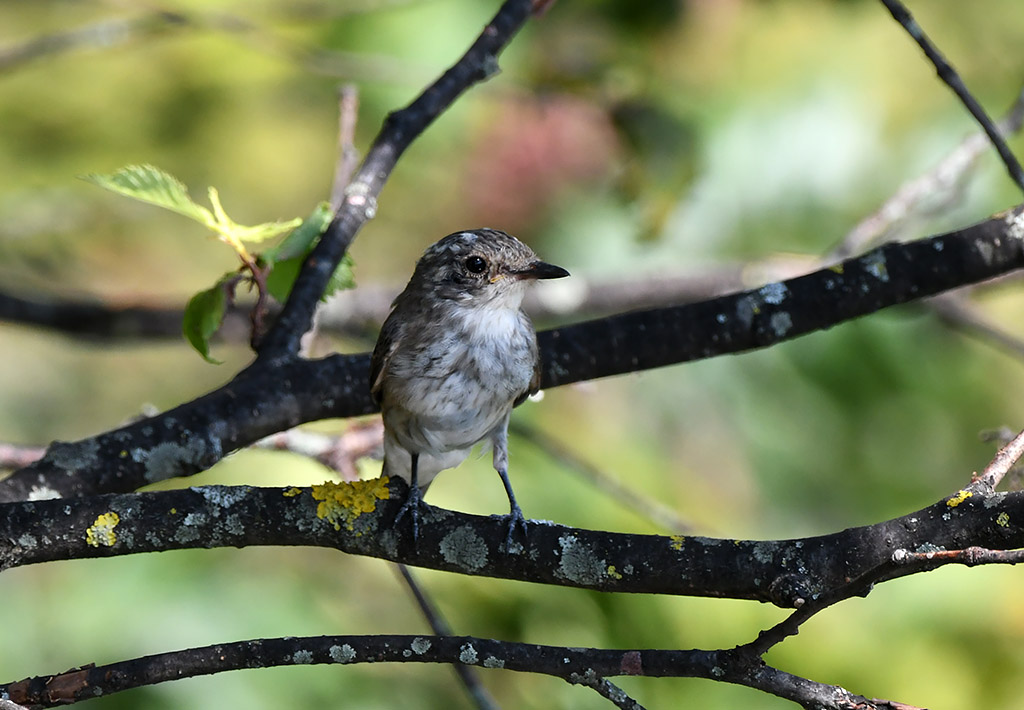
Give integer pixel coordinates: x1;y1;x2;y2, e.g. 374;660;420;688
878;0;1024;193
2;206;1024;502
256;0;536;360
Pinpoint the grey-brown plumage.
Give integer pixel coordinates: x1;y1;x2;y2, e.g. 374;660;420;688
370;228;569;545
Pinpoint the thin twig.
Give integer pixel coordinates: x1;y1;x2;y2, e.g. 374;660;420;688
970;427;1024;492
0;443;45;470
509;421;694;533
253;420;382;481
395;565;500;710
892;546;1024;566
928;293;1024;360
879;0;1024;193
835;86;1024;258
572;675;647;710
330;85;361;212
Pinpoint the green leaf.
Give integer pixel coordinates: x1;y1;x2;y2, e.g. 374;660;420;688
82;165;214;226
263;203;333;262
263;203;346;303
265;256;303;303
183;279;231;364
264;253;354;304
324;253;356;300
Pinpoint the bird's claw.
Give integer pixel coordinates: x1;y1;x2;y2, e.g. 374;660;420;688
504;503;529;551
393;483;423;543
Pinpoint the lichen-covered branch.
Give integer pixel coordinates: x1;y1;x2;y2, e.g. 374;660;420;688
2;479;1022;606
0;632;877;710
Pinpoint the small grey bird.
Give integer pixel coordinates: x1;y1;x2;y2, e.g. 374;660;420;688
370;228;569;546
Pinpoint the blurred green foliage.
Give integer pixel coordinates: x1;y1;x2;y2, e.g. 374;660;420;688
3;0;1024;708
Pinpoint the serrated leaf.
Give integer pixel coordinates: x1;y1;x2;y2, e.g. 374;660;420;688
324;254;356;300
183;280;230;364
263;203;333;262
82;165;214;226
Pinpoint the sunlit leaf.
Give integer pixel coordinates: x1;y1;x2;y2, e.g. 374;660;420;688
81;165;214;226
263;203;333;262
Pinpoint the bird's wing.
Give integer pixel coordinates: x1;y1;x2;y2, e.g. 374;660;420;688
513;340;542;408
369;314;402;406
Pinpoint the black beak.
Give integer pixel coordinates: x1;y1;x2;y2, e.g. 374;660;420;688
516;260;570;280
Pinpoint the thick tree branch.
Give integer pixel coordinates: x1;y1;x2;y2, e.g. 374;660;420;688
0;263;751;343
3;207;1024;502
2;479;1022;607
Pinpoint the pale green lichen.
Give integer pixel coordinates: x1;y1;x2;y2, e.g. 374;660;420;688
862;250;890;282
134;439;211;482
410;637;432;655
557;535;606;585
330;644;356;663
439;526;488;571
459;643;479;664
196;485;248;508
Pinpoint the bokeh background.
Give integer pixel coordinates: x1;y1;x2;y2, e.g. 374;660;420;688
3;0;1024;707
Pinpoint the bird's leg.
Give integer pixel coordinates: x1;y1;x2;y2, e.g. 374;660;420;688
492;423;527;549
497;466;528;548
393;452;422;543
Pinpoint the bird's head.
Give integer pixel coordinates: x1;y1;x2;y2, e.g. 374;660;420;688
411;228;569;308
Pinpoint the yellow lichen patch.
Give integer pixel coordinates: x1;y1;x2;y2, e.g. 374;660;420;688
86;512;120;547
669;535;685;551
311;476;391;532
606;565;623;580
947;490;973;508
283;487;303;497
997;512;1010;527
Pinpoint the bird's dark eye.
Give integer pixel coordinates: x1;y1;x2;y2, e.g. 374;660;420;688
464;255;487;274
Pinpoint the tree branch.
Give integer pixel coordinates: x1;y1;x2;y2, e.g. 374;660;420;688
2;479;1022;607
256;0;536;359
0;632;884;710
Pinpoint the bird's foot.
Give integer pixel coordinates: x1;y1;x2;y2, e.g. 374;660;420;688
504;502;529;551
393;482;423;544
